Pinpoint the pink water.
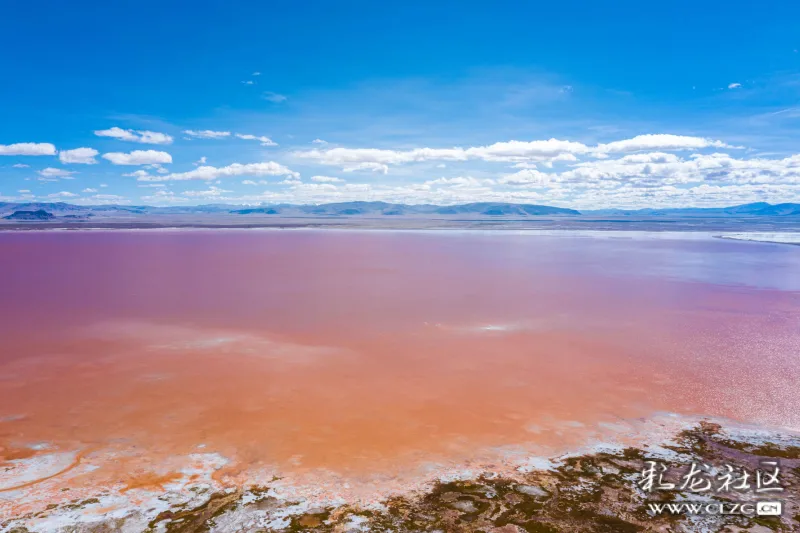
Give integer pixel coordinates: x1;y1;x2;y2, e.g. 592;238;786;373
1;230;799;506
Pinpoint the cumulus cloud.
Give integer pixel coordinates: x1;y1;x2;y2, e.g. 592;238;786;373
135;161;299;182
294;135;738;172
122;169;152;178
94;127;173;145
296;147;465;167
294;140;591;169
47;191;79;198
310;175;344;183
498;169;551;187
342;162;390;174
59;147;99;164
467;139;592;161
183;129;231;139
38;167;76;178
0;142;57;156
140;189;177;203
194;156;207;166
290;182;339;192
235;133;278;146
594;134;734;154
516;152;800;194
312;139;328;145
82;188;98;193
103;150;173;165
257;150;800;207
12;163;30;168
728;82;742;89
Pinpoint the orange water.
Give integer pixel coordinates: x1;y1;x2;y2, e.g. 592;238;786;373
1;230;798;502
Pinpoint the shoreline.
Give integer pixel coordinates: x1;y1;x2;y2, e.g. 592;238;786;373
2;214;800;235
2;414;798;532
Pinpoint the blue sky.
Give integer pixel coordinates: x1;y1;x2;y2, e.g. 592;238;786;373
2;1;800;208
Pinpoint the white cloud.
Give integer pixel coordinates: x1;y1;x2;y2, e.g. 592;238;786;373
94;127;173;145
295;135;738;172
194;156;207;166
18;189;31;193
47;191;79;198
498;169;551;187
310;175;344;183
12;163;30;168
615;152;681;164
140;189;177;203
253;71;261;76
145;163;169;174
296;147;463;167
241;80;255;85
263;92;287;103
595;134;733;154
242;179;268;185
82;188;98;193
290;182;339;192
342;162;390;174
312;139;328;145
183;130;231;139
0;143;57;156
136;162;299;182
59;147;99;164
235;133;278;146
103;150;173;165
425;176;496;189
182;186;232;198
468;139;592;161
123;169;152;178
295;140;591;169
537;151;800;192
246;150;800;207
728;82;742;89
38;167;76;178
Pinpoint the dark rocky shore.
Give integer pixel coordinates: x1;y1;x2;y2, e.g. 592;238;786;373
6;422;797;533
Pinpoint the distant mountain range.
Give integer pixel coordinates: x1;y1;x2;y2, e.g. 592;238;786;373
1;201;799;221
2;209;56;221
0;201;581;218
582;202;800;216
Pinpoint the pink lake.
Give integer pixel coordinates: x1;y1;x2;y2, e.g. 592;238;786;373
1;230;799;507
